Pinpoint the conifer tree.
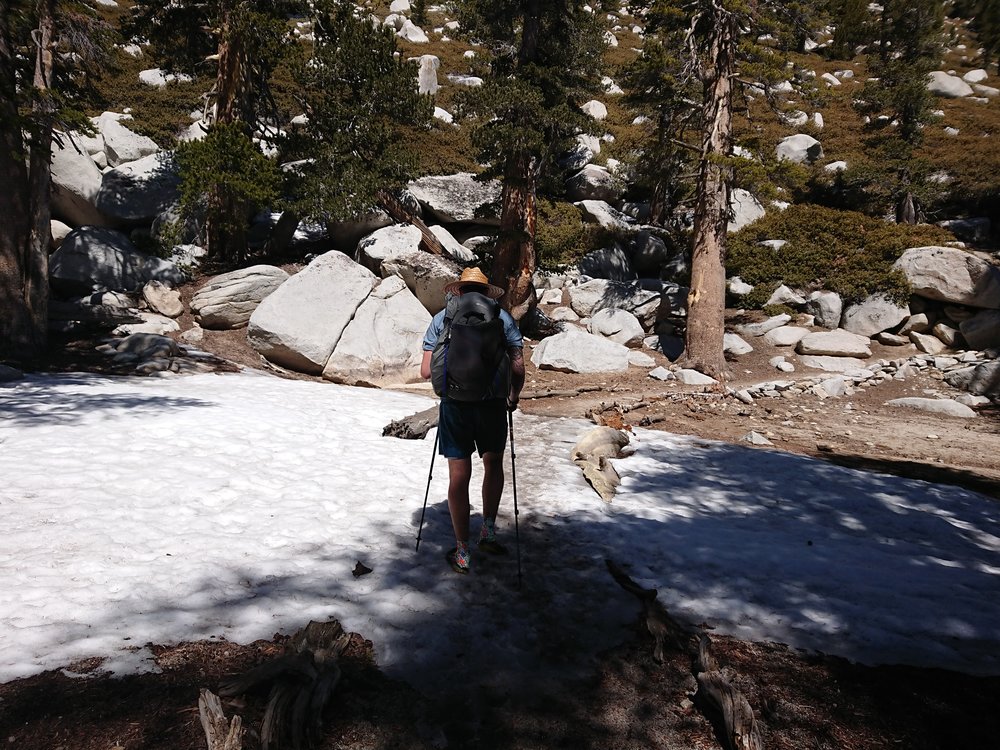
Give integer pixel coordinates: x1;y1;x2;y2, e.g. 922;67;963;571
951;0;1000;65
1;0;111;360
853;0;944;222
125;1;301;262
282;0;432;222
627;0;793;381
453;0;605;322
829;0;873;59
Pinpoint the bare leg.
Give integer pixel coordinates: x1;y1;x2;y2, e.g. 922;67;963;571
447;457;473;543
481;451;505;523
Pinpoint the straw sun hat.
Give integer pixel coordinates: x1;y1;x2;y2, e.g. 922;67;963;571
443;267;505;299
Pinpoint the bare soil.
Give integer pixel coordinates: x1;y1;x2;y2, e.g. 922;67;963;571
6;281;1000;749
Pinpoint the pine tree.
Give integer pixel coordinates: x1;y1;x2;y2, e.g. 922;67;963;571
829;0;873;59
626;0;794;381
125;1;301;262
453;0;605;322
0;0;111;361
853;0;944;221
952;0;1000;66
282;0;432;222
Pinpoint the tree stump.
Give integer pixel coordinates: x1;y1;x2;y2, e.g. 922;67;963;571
215;620;350;750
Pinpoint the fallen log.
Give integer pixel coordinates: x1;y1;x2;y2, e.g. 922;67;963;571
605;559;690;662
522;385;605;400
694;634;764;750
606;560;764;750
377;190;446;256
382;406;438;440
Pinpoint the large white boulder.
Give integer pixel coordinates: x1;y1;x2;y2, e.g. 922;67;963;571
323;275;430;386
190;265;290;329
763;326;810;347
566;164;622;202
407;173;502;224
805;290;843;329
927;71;974;98
416;54;439;95
728;188;765;232
142;280;183;318
945;361;1000;397
567;278;657;322
580;100;608;120
247;251;377;374
959;310;1000;350
531;329;630;373
380;251;462;315
796;329;872;358
96;114;160;167
575;200;636;230
355;224;423;273
50;131;109;227
397;19;429;43
578;245;634;282
963;69;989;84
775;134;823;164
95;152;181;224
893;246;1000;308
50;227;186;293
427;225;476;263
588;308;645;348
885;397;976;419
840;293;909;337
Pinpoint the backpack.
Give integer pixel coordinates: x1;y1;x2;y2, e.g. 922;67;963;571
430;291;511;402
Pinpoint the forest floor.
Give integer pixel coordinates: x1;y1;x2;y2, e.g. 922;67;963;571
4;285;1000;750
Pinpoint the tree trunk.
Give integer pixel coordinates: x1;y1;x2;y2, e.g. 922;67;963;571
205;2;249;263
0;0;53;361
682;6;737;382
26;0;56;351
490;151;538;323
488;3;542;324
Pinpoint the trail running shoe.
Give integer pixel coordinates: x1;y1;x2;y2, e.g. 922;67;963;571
478;522;508;555
446;544;471;574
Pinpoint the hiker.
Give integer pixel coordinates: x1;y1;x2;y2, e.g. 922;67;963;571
420;267;525;574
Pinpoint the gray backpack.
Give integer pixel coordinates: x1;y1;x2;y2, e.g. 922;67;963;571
430;292;510;402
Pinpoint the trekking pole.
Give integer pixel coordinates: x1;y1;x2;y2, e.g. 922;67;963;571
508;409;522;589
415;427;439;552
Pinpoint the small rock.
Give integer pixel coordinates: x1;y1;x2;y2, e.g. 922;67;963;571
675;369;718;386
743;431;773;446
648;366;675;381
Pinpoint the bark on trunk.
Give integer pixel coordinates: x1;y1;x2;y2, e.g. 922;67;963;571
26;0;56;351
205;3;249;263
488;4;542;324
0;0;54;360
490;152;538;323
0;7;32;359
683;7;737;382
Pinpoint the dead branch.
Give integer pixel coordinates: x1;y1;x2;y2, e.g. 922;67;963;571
606;562;764;750
694;635;764;750
199;689;244;750
522;385;604;400
605;560;691;662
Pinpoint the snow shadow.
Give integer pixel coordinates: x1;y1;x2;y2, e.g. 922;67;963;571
0;374;214;426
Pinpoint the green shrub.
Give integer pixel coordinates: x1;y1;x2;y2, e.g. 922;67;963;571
536;200;590;269
535;200;622;269
727;204;954;307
